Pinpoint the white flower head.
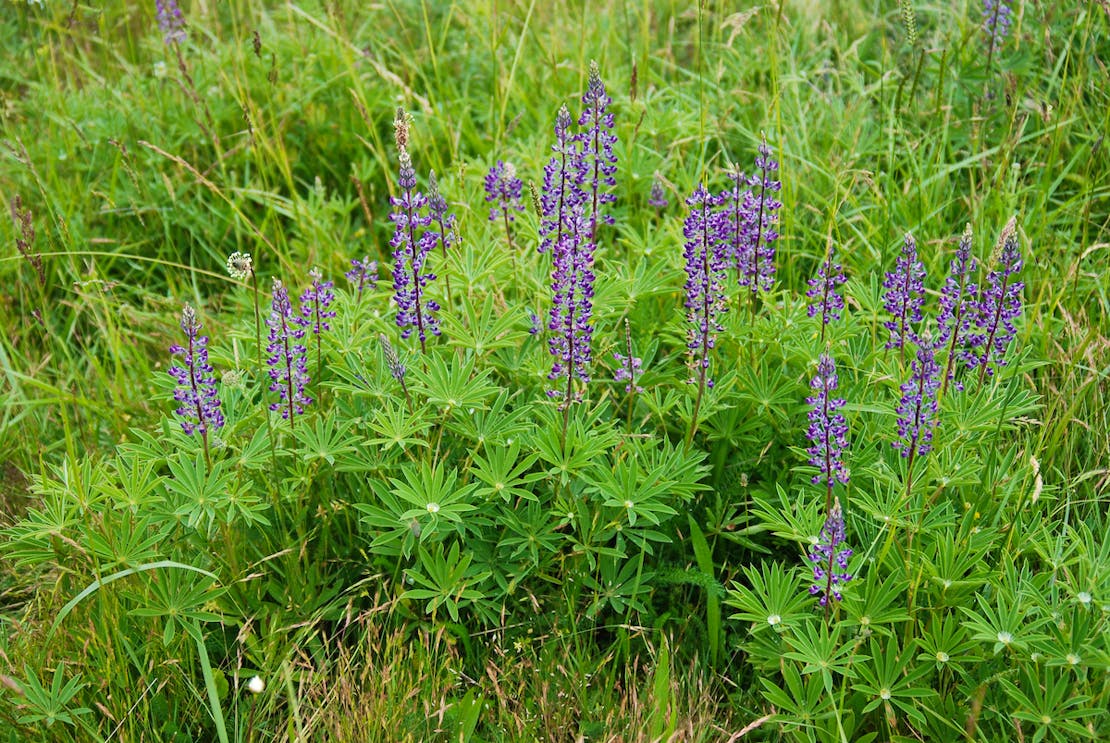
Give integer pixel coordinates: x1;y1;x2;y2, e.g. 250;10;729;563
247;675;265;694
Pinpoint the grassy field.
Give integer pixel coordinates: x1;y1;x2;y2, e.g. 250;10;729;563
1;1;1108;741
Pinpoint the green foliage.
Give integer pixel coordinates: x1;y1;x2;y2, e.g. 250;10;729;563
1;1;1108;740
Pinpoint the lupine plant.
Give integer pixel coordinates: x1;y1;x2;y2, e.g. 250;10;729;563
484;160;524;250
3;18;1104;743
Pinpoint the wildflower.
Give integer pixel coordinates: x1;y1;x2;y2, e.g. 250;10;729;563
297;268;336;337
539;106;585;255
247;676;265;694
345;256;379;300
527;310;542;336
682;184;728;388
882;232;927;362
613;320;643;394
168;303;224;436
806;354;849;489
809;498;853;606
546;209;595;406
938;225;978;395
894;339;941;461
806;248;848;340
266;279;311;424
982;0;1013;54
379;333;412;409
727;137;782;295
965;217;1023;383
574;60;618;238
155;0;187;45
390;116;441;350
485;160;525;223
226;252;253;281
648;174;668;209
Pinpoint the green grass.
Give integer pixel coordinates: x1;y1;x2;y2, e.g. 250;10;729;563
1;1;1108;741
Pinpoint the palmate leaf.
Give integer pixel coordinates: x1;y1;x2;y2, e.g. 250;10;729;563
290;413;357;466
852;637;933;726
726;561;813;634
409;352;498;413
781;620;864;693
164;453;236;533
471;440;542;503
442;293;528;356
402;541;492;622
390;462;477;543
446;388;532;448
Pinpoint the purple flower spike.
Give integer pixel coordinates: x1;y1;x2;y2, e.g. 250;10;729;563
156;0;186;45
346;256;379;300
736;137;782;294
168;303;224;436
982;0;1013;53
808;498;853;607
894;341;941;460
966;217;1023;382
682;184;728;388
539;106;585;255
390;147;441;349
806;249;848;333
485;161;525;223
266;279;312;424
298;268;336;337
614;319;644;394
938;225;978;394
648;174;668;209
546;211;595;406
574;61;618;238
806;354;849;488
882;232;927;360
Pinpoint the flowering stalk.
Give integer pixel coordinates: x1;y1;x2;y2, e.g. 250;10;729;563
298;267;335;384
227;252;275;474
614;318;643;431
648;173;668;209
574;60;618;242
808;498;853;611
485;160;524;256
156;0;187;45
379;333;411;412
806;246;848;345
345;256;378;303
539;106;583;256
938;225;978;397
390;109;441;353
805;354;849;513
682;184;727;447
428;170;457;307
882;232;927;366
266;279;311;429
893;339;941;502
741;137;782;301
967;218;1023;386
546;208;594;427
169;303;224;466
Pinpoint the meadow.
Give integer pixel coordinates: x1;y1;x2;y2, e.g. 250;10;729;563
0;1;1108;741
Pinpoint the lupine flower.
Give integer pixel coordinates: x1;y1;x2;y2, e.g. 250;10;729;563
298;268;336;337
982;0;1013;53
938;225;978;394
894;340;941;460
266;279;311;423
682;184;728;388
539;106;585;255
345;256;379;299
806;249;848;336
226;252;253;281
737;137;782;294
380;333;412;409
546;209;595;406
574;60;618;238
648;174;668;209
966;217;1023;383
808;498;853;607
427;170;457;257
168;303;224;436
882;232;927;361
527;310;542;337
390;114;441;350
485;161;525;223
614;319;643;394
806;354;849;488
155;0;186;45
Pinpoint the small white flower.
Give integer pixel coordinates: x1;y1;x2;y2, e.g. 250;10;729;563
426;502;440;514
997;631;1013;646
247;676;265;694
767;614;781;626
154;61;168;79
